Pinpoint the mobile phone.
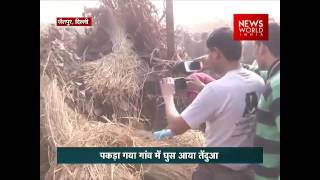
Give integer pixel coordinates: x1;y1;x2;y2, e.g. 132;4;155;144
184;61;202;72
174;78;187;90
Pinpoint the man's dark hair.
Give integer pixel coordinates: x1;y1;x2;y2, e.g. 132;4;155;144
259;22;280;58
206;27;242;61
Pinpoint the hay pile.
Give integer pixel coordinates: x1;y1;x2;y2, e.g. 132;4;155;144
78;0;167;61
40;1;204;179
101;0;166;55
78;27;149;119
40;77;203;180
40;21;147;122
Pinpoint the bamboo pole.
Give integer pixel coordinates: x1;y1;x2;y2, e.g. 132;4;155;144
166;0;175;60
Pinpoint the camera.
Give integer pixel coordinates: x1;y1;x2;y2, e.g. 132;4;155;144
143;77;188;95
174;77;187;90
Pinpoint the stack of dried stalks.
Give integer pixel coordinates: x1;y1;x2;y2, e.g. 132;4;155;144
40;1;204;179
40;0;173;122
40;11;148;122
85;0;167;57
40;25;81;87
40;77;203;180
78;26;150;119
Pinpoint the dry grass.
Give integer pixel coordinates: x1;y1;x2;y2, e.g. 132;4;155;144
143;164;195;180
40;76;203;180
78;32;150;121
41;76;140;180
40;4;203;179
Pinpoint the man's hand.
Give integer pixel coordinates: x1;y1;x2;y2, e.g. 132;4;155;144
160;77;175;100
186;78;205;92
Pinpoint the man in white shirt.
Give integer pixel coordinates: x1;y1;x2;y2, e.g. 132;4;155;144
155;27;265;180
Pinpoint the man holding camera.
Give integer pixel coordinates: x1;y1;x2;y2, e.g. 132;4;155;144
154;27;265;180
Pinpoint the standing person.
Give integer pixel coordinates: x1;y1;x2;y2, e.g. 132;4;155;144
253;23;280;180
154;27;265;180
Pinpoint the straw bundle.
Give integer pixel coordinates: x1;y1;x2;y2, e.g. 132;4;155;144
78;24;150;118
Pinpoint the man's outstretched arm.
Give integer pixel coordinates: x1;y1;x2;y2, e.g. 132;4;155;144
159;77;218;136
160;77;190;135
